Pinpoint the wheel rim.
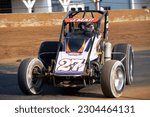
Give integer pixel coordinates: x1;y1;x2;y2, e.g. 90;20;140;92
129;51;133;82
32;66;43;88
27;65;43;94
114;67;125;91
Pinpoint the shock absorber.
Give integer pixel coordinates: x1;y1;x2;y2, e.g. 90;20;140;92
104;42;112;61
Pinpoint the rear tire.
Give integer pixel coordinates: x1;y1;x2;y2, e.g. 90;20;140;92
112;44;134;85
101;60;126;98
18;58;44;95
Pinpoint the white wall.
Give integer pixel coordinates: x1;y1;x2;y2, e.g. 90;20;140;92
10;0;150;13
34;0;49;13
11;0;51;13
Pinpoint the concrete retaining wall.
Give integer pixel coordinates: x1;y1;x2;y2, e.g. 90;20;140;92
0;9;149;28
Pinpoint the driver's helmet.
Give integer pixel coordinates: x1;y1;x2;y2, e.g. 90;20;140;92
79;22;95;32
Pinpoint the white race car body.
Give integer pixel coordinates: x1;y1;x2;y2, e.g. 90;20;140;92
55;35;101;76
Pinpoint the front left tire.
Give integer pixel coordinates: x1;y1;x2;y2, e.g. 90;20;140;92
101;60;126;98
18;58;45;95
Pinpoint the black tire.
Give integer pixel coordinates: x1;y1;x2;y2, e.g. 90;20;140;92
18;58;45;95
38;41;62;68
101;60;126;98
112;44;134;85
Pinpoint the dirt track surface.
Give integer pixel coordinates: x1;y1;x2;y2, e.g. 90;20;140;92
0;21;150;99
0;50;150;100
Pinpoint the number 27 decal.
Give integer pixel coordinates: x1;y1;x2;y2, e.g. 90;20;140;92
57;58;85;71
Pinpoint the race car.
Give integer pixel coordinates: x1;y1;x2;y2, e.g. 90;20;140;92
18;10;134;98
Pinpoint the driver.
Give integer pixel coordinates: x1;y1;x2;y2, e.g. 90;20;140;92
79;22;95;33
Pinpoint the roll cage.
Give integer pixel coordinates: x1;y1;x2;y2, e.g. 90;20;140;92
57;10;109;53
54;10;109;75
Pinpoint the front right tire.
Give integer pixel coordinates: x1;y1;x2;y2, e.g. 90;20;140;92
101;60;126;98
